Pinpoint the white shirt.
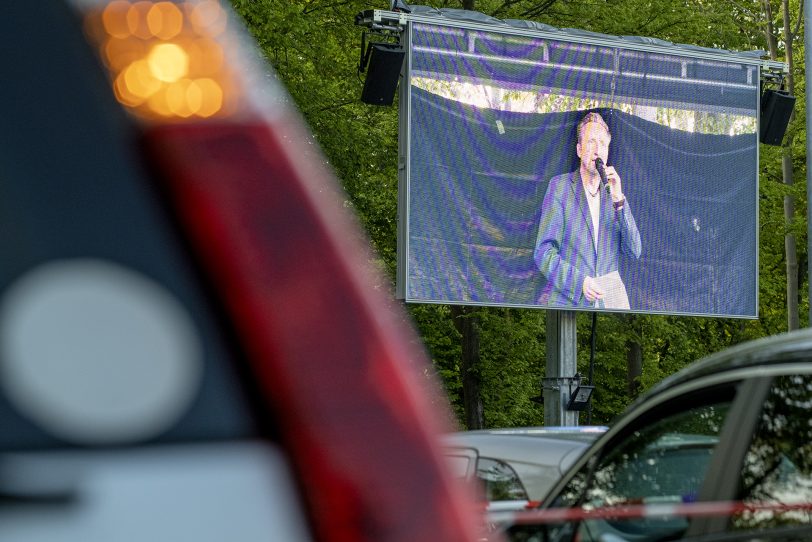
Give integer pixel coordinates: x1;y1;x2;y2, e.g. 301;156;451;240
584;183;601;252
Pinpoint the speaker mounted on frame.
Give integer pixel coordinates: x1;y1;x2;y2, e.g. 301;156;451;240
759;87;795;146
355;10;406;105
358;30;405;106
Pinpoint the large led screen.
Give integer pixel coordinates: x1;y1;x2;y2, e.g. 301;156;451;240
398;18;760;317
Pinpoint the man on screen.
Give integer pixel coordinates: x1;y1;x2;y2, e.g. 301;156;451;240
534;111;641;308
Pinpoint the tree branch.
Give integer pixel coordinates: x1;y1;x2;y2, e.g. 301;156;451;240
520;1;565;20
302;0;356;15
762;0;778;59
792;0;804;39
490;0;525;18
304;99;358;113
718;0;762;20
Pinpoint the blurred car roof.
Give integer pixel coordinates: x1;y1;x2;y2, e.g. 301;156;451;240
642;328;812;400
443;426;606;502
444;426;607;451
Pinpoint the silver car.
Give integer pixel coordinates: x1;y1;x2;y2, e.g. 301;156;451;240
443;426;606;510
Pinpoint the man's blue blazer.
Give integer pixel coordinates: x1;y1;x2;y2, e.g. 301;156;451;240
534;170;642;308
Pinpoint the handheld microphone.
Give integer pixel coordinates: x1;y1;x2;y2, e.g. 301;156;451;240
594;158;611;193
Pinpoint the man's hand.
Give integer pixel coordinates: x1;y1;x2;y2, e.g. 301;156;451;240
604;165;624;203
582;276;604;303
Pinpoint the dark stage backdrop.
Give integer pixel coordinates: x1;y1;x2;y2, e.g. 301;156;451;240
405;88;757;317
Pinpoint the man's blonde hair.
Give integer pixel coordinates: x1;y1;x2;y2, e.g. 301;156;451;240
577;112;611;143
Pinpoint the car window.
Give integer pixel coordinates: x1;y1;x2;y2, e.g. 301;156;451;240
477;457;528;501
537;397;733;542
734;374;812;529
584;402;727;508
553;400;730;510
445;453;475;479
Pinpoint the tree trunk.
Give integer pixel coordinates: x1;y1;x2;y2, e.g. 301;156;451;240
784;156;799;330
762;0;798;330
781;0;798;330
451;306;484;429
625;316;642;397
626;340;642;397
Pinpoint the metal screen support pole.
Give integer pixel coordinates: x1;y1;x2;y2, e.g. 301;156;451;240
544;310;579;426
806;0;812;327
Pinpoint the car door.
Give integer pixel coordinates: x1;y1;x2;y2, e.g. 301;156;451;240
690;365;812;538
511;376;763;542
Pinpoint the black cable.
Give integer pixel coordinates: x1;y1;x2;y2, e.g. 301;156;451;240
358;30;368;74
587;312;596;424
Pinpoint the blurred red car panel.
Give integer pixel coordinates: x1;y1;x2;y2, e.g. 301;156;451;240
145;121;480;542
0;2;483;541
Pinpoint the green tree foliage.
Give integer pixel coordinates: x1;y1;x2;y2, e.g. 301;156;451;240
233;0;401;271
232;0;807;429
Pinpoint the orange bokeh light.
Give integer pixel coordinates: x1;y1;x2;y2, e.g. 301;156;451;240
91;0;239;120
101;1;133;39
146;2;184;40
126;2;155;40
148;43;189;82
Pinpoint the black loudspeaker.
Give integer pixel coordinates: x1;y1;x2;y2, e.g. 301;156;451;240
360;44;405;106
759;89;795;145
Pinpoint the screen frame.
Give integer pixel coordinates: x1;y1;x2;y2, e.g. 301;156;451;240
394;11;771;319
